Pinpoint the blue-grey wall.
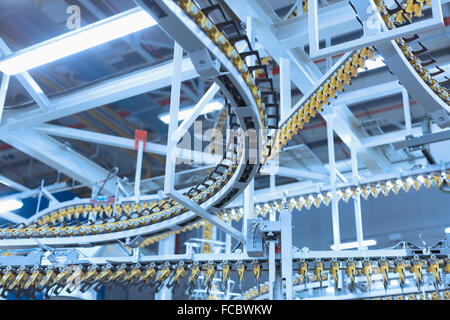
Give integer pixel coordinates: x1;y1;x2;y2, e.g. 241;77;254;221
291;187;450;250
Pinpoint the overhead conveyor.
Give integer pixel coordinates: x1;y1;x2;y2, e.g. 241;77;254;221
0;0;448;301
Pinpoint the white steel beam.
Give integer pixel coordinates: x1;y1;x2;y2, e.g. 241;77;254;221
243;16;256;244
402;87;412;136
261;165;329;182
279;57;291;122
334;80;401;105
169;189;245;243
322;104;391;173
41;187;59;205
327;116;341;250
0;57;198;133
156;235;176;300
0;211;27;224
0;129;120;195
14;73;51;111
280;199;293;300
164;42;183;194
274;2;359;50
350;136;364;249
174;83;220;142
243;178;254;242
361;124;448;148
0;174;30;192
34;124;220;165
0;182;67;202
0;38;51;111
134;140;144;202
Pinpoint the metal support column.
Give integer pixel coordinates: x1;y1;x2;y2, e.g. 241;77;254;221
225;221;232;253
270;173;276;193
0;174;29;192
164;41;183;194
280;197;293;299
243;178;254;247
402;87;412;136
327;116;341;249
35;180;45;216
268;240;276;300
155;235;176;300
326;38;332;70
307;0;320;57
244;16;255;244
280;57;291;122
273;267;283;300
246;16;255;63
134;139;144;202
351;136;364;249
0;74;9;124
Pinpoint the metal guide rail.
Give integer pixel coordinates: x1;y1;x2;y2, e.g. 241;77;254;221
352;0;449;127
0;246;448;299
222;165;450;221
0;0;282;248
0;163;446;250
245;273;450;300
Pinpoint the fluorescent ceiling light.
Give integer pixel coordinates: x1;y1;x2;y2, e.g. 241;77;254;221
159;101;224;124
445;227;450;233
0;9;157;75
358;57;385;73
330;239;377;250
0;198;23;214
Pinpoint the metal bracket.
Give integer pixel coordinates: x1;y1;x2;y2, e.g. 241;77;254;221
44;248;79;266
400;130;450;151
246;218;281;257
190;48;223;78
123;235;145;249
0;250;42;267
431;109;450;129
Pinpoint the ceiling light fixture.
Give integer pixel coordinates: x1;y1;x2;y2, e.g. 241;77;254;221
0;8;157;75
0;198;23;214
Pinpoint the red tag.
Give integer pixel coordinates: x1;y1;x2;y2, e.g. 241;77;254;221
134;129;147;150
275;243;281;254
